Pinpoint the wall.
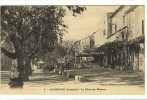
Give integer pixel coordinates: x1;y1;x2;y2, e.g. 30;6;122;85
107;6;145;43
94;13;112;47
108;6;130;42
127;6;145;40
80;37;90;53
103;6;145;72
139;43;145;71
1;52;12;71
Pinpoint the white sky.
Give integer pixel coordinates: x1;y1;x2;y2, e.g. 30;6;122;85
63;6;119;41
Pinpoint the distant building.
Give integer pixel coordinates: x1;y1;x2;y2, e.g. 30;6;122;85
1;42;13;71
1;52;12;71
73;36;91;53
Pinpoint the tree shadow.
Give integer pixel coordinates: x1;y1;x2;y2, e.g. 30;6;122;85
27;72;73;85
1;69;144;87
65;69;145;86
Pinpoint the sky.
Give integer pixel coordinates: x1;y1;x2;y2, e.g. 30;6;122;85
63;6;119;41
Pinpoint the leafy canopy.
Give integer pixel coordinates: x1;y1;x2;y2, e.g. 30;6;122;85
1;6;86;59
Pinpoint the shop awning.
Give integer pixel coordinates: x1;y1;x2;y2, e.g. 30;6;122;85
76;53;103;57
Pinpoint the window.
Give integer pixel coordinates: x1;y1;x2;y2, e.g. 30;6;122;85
122;32;125;41
112;24;116;34
103;30;106;35
123;15;126;24
109;23;112;35
116;36;118;41
142;20;144;35
115;25;117;32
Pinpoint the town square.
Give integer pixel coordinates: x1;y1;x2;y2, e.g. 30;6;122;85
1;5;145;95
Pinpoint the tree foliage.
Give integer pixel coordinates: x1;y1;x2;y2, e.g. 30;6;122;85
1;6;86;87
1;6;86;59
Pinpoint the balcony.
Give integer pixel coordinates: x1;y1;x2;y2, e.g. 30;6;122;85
107;26;128;42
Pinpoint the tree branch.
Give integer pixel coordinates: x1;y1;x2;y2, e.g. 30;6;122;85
17;18;23;34
29;50;38;59
10;34;22;51
24;29;33;40
1;47;16;59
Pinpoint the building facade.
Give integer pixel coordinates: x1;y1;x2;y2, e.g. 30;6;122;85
94;12;113;47
95;5;145;71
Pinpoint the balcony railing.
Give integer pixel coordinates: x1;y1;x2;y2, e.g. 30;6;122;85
107;26;128;41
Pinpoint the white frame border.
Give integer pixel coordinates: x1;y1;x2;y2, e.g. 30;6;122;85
0;0;147;99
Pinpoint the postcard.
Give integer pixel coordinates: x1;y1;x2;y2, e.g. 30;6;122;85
0;4;146;98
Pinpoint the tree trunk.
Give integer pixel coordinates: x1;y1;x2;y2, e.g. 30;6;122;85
8;55;24;88
23;57;32;81
8;34;25;88
1;47;24;88
23;51;38;81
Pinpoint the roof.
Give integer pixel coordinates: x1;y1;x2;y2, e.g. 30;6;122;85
110;6;139;18
110;6;124;18
125;6;138;14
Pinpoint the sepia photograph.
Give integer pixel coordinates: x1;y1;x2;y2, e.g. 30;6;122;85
0;5;145;96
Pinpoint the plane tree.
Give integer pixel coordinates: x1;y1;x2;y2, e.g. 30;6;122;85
1;6;86;88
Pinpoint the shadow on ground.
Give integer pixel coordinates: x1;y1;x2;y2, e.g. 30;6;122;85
1;68;144;87
65;68;144;86
27;72;73;85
